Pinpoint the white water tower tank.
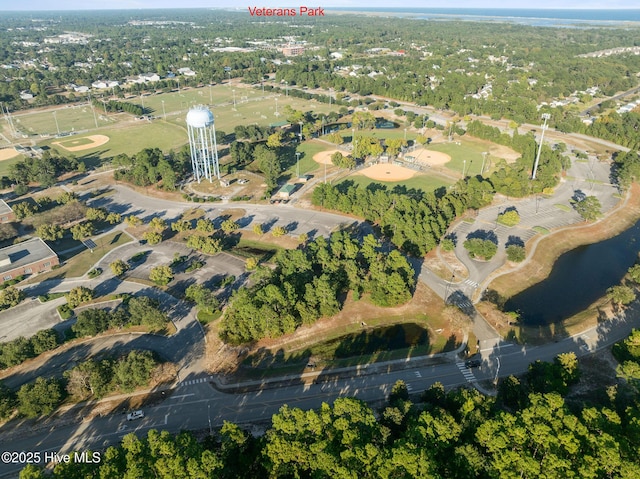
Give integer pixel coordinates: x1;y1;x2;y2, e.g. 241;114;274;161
186;106;220;183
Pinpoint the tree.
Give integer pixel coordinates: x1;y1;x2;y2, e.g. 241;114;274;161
17;377;64;418
252;223;264;235
142;230;162;245
149;265;173;286
125;215;143;227
572;195;601;221
0;286;25;308
148;217;167;231
12;201;38;220
628;264;640;284
506;244;526;262
35;224;64;241
271;226;286;237
221;219;239;233
85;207;107;221
463;238;497;260
56;191;78;204
112;350;157;393
196;218;215;232
607;285;636;306
171;219;192;232
185;284;219;313
106;212;122;224
65;286;94;308
497;209;520;226
127;296;167;329
70;221;94;240
110;259;129;277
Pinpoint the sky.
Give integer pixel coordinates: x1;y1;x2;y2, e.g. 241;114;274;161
1;1;638;12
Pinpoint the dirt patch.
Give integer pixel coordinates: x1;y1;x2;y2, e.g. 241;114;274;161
0;147;19;161
53;134;110;152
359;163;417;181
410;147;451;166
313;149;342;165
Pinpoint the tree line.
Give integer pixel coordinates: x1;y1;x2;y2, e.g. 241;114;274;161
1;350;158;421
92;98;143;116
220;231;415;344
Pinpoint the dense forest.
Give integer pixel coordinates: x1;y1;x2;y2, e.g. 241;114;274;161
220;231;415;344
17;329;640;478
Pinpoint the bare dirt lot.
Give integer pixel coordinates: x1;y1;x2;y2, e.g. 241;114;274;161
313;149;342;165
410;148;451;166
0;147;19;161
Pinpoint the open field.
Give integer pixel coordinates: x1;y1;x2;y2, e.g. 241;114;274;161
44;121;188;166
12;103;116;135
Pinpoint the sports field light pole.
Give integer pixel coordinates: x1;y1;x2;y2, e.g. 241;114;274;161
296;151;301;179
161;100;166;120
232;89;236;109
532;113;551;180
285;81;288;96
299;121;303;142
481;152;488;175
52;111;60;136
275;97;279;116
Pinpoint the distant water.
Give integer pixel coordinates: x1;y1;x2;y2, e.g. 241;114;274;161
331;8;640;27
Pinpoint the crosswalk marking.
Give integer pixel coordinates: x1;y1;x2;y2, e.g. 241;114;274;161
456;362;476;382
406;383;413;391
463;279;479;287
414;371;422;378
178;376;216;387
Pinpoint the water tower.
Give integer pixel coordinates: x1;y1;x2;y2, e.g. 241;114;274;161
186;106;220;183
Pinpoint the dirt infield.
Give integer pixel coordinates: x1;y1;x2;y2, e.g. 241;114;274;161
53;134;110;152
313;149;342;165
360;163;417;181
410;147;451;166
0;148;19;161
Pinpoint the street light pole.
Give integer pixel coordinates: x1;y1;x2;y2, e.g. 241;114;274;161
494;357;501;385
207;403;212;436
296;151;300;179
532;113;550;180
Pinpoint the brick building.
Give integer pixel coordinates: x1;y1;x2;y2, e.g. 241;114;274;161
0;237;59;282
0;200;15;224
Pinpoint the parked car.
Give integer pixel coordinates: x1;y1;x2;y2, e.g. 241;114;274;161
127;410;144;421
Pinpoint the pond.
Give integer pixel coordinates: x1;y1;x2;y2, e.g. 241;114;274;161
504;219;640;325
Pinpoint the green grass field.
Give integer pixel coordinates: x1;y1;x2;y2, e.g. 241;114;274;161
285;141;331;177
44;121;188;167
340;171;452;192
426;141;485;176
13;104;114;135
0;155;25;178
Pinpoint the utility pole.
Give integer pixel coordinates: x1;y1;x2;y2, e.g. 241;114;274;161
532;113;550;180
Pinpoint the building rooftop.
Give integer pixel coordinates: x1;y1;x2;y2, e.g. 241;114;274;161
0;200;12;217
0;237;57;276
